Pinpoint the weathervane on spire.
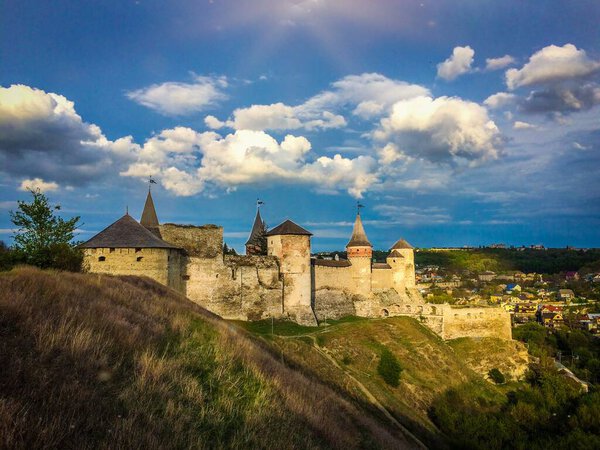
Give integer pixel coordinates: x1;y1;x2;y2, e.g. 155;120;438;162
257;198;264;210
148;175;157;191
357;201;365;215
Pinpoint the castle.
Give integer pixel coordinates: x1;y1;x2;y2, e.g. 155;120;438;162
81;190;511;340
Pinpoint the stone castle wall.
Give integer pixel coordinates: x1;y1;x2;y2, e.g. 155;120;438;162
83;247;178;289
313;265;352;290
158;224;287;322
441;306;512;340
371;267;393;290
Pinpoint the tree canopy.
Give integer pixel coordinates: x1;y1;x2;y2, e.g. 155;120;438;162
10;190;82;270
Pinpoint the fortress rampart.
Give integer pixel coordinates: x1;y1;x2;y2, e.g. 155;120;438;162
81;191;512;338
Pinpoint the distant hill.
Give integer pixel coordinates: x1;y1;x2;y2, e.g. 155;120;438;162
414;248;600;274
0;267;417;449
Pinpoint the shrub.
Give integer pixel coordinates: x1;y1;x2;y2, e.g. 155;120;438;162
488;368;506;384
377;347;402;387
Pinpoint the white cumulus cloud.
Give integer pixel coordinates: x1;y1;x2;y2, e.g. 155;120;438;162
484;92;517;109
127;75;228;116
0;84;136;186
436;46;475;81
506;44;600;90
19;178;59;192
211;73;429;131
122;128;377;198
374;95;501;165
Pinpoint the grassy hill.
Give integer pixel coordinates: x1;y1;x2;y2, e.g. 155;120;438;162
238;317;529;448
0;267;417;449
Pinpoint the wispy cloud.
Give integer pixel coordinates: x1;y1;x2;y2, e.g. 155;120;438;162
127;75;228;116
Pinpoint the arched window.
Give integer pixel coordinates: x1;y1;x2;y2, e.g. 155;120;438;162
136;256;143;262
98;256;106;262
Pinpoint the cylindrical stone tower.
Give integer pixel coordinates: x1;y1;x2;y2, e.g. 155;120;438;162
346;213;372;296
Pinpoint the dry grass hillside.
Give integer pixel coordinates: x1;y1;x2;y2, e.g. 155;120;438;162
0;267;419;450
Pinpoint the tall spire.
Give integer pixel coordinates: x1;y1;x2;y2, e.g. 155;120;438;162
346;213;372;248
245;208;267;255
140;189;161;237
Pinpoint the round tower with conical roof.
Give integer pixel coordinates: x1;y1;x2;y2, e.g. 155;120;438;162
266;220;316;325
388;238;416;289
346;213;372;295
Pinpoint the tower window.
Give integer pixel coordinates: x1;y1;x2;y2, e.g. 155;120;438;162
135;248;142;253
109;248;115;253
136;256;143;262
98;256;106;262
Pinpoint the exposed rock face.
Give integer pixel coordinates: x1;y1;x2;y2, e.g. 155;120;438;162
449;338;530;381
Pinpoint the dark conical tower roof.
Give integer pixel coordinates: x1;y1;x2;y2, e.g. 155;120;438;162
245;209;265;246
140;190;160;237
391;238;413;250
346;213;371;247
266;220;312;236
80;214;177;249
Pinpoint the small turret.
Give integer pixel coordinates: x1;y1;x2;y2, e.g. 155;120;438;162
346;212;372;295
346;213;372;258
140;189;161;238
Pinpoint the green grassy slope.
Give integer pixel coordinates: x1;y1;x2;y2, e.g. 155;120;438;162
238;316;527;448
0;268;417;450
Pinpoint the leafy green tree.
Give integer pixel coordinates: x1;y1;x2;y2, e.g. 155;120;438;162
377;347;402;387
10;189;82;270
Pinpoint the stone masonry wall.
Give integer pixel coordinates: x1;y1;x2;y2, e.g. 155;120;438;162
441;306;512;340
84;247;173;288
313;265;352;290
160;223;222;258
371;268;393;290
159;223;285;321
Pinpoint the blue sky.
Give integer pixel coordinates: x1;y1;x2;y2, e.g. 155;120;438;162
1;0;599;251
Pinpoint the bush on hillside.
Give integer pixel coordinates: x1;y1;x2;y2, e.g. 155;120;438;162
377;347;402;387
488;368;505;384
0;241;25;271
